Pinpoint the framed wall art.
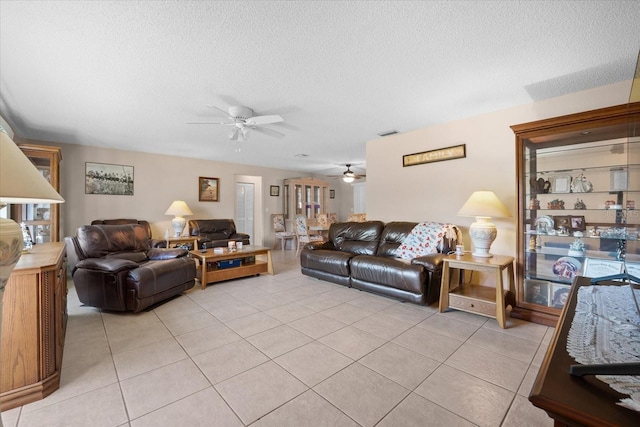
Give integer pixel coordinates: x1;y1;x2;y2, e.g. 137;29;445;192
199;177;219;202
270;185;280;197
85;162;134;195
330;189;335;199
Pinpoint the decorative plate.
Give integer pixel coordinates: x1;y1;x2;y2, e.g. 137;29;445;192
534;215;554;233
552;257;582;281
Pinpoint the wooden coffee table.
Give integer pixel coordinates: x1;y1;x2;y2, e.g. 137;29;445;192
189;245;273;289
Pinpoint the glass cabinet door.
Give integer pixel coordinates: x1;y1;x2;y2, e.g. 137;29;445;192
10;144;62;243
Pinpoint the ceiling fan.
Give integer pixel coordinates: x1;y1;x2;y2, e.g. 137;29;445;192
329;164;366;182
187;106;285;144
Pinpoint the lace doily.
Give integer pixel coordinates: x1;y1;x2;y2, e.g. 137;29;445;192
567;285;640;412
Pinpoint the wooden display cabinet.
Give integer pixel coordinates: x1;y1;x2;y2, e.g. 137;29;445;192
10;143;62;243
0;242;67;410
283;177;330;225
511;102;640;326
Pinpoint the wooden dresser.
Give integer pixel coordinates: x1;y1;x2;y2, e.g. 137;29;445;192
1;242;67;410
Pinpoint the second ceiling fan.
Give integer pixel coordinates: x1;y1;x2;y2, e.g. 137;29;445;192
188;105;285;142
329;164;366;182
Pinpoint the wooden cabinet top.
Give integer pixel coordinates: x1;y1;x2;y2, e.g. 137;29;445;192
13;242;65;272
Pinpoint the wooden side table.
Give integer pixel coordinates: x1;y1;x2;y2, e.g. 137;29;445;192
439;253;516;328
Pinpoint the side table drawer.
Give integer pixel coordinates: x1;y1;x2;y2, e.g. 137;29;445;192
449;294;496;317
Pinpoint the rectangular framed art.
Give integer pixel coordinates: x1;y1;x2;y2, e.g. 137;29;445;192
330;189;335;199
270;185;280;197
199;177;219;201
85;162;134;195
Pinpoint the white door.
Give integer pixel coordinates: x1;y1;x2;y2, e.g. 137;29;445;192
236;182;254;238
235;175;263;246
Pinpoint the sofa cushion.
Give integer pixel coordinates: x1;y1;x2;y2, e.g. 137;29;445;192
376;221;417;257
350;255;426;294
77;224;150;259
300;249;353;277
189;219;235;238
328;221;384;255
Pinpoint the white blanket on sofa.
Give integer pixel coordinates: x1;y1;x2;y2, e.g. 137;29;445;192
395;222;461;260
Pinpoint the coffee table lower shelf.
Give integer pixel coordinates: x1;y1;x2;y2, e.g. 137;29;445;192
196;261;269;285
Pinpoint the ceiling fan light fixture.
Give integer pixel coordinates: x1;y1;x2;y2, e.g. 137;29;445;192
343;175;355;183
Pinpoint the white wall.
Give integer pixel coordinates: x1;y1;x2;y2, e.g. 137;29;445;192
366;81;633;258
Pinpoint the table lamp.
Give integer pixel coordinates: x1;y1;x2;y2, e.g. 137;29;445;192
0;129;65;385
457;190;511;258
164;200;193;237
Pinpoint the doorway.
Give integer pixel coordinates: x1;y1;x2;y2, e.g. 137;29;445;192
235;175;263;246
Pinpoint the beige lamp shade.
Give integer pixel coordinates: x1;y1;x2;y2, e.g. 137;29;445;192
457;190;510;258
0;132;65;204
457;190;511;219
164;200;193;216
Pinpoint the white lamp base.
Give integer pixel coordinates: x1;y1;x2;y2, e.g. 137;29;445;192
469;217;497;258
171;216;186;238
0;217;24;289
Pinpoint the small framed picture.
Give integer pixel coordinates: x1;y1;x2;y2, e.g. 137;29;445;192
551;285;570;309
199;177;219;202
552;175;571;193
569;215;586;231
330;189;335;199
554;215;570;230
270;185;280;197
524;279;550;306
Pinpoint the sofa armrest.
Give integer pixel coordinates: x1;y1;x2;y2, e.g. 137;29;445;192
230;232;250;241
76;258;138;274
305;241;336;251
147;248;188;260
411;253;447;272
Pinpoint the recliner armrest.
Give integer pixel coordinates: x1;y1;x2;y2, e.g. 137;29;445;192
76;258;138;274
411;253;447;271
147;248;188;260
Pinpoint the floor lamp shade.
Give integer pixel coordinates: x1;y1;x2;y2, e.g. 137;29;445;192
457;190;511;258
164;200;193;237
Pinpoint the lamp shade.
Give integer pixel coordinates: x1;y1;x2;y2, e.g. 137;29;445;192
0;132;65;204
457;191;510;258
457;191;511;219
164;200;193;216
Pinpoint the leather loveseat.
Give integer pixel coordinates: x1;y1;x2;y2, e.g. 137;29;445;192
300;221;460;305
189;219;250;249
65;223;197;312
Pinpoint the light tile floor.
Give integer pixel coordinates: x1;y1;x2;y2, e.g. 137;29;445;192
1;250;555;427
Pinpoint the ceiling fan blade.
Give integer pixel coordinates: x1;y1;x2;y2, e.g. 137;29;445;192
186;121;233;125
230;128;239;140
251;126;285;138
246;115;283;126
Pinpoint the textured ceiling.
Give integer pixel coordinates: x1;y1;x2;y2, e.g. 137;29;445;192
1;1;639;176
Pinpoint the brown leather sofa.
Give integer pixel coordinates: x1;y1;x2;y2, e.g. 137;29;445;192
189;219;250;249
300;221;459;305
65;223;197;312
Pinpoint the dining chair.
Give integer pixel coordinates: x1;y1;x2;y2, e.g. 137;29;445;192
294;215;324;256
272;213;295;250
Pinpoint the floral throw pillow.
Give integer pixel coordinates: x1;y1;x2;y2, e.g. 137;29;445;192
395;222;458;260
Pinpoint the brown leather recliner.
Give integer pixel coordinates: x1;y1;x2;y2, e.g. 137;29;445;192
189;219;250;249
65;223;196;312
